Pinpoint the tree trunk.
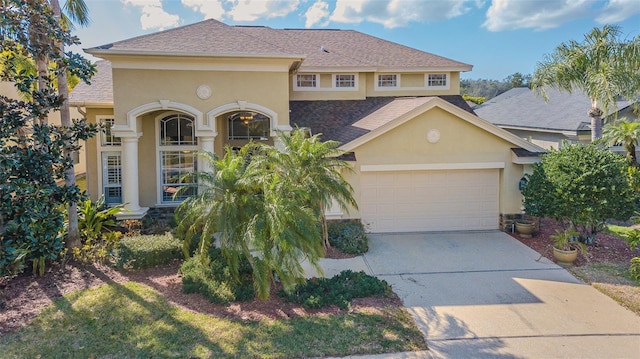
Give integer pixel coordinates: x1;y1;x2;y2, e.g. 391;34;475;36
51;0;81;249
589;107;604;141
321;211;330;249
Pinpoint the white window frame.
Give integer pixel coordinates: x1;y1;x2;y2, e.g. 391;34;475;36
293;74;319;90
375;74;399;89
96;115;122;205
155;112;199;205
99;117;121;146
333;74;358;90
101;151;123;205
426;73;449;89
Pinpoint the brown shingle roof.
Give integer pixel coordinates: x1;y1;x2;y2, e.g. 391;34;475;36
69;61;113;105
87;19;471;71
290;95;475;145
90;20;293;56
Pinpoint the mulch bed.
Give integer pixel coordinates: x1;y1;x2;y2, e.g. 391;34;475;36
0;246;392;337
509;217;640;266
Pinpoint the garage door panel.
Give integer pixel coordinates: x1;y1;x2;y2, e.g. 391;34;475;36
360;169;499;233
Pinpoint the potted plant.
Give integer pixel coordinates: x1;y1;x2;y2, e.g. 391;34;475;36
551;228;587;266
515;220;535;238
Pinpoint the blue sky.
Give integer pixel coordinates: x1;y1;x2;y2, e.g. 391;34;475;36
70;0;640;80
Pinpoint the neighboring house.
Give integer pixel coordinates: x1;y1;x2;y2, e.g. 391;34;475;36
70;19;545;233
0;81;87;175
474;87;638;150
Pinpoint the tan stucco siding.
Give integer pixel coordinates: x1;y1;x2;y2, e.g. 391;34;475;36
289;73;367;101
401;74;424;87
138;113;157;207
85;108;115;201
112;68;291;129
343;107;525;218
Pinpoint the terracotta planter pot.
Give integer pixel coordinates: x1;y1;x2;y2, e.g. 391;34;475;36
553;247;578;266
516;222;535;238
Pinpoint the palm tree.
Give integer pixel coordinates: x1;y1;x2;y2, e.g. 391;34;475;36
273;129;357;248
49;0;90;248
603;118;640;166
531;25;640;141
175;144;324;300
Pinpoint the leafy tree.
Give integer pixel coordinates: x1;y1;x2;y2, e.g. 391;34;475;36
0;0;96;275
602;118;640;166
50;0;91;249
522;143;637;243
531;25;640;141
504;72;531;88
272;129;357;248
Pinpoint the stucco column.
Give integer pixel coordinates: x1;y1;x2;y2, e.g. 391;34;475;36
119;136;148;219
272;125;292;152
199;135;216;174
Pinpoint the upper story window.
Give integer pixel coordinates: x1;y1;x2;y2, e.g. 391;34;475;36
100;118;121;146
427;74;448;87
228;112;270;140
160;114;196;146
335;74;355;88
377;74;398;88
296;74;317;88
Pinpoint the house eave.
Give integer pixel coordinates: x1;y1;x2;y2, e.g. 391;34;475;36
69;100;114;108
298;65;473;73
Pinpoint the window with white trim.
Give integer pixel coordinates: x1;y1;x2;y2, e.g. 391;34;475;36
335;74;355;88
427;74;447;87
296;74;317;88
100;118;121;146
102;152;122;205
158;113;198;204
377;74;397;88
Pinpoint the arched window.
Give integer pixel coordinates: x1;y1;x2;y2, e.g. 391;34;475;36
158;113;198;203
228;111;270;140
160;113;197;146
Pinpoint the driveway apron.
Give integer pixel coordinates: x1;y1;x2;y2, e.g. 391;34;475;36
360;231;640;359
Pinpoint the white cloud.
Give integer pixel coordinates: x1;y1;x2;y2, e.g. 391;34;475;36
596;0;640;24
121;0;180;30
329;0;480;28
483;0;595;31
305;0;330;28
227;0;299;22
182;0;226;20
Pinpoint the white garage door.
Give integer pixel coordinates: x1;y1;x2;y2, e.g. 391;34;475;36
360;169;499;233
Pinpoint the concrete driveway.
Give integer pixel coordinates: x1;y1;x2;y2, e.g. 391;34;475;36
309;231;640;358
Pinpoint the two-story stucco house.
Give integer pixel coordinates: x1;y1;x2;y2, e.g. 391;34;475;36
70;19;544;233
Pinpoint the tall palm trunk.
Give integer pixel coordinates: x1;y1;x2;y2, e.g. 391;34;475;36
319;200;330;248
589;106;604;141
51;0;81;248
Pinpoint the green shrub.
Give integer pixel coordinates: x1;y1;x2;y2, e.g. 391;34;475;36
630;257;640;281
72;231;122;264
179;247;254;304
523;143;637;243
280;270;390;309
115;233;182;269
327;221;369;254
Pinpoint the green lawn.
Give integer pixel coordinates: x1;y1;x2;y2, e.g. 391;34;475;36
0;282;427;358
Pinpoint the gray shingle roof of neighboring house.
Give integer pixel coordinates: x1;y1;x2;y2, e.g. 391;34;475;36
290;95;475;145
474;87;632;133
69;60;112;105
87;19;471;71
